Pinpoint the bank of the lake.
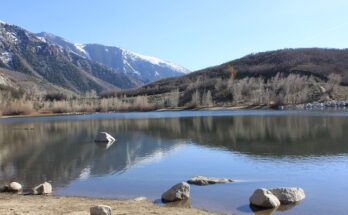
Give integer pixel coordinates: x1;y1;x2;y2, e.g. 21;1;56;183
0;193;221;215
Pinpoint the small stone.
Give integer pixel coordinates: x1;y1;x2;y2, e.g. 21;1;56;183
32;182;52;195
187;176;233;185
249;188;281;208
269;187;305;204
161;182;190;202
90;205;112;215
133;196;147;201
9;182;22;192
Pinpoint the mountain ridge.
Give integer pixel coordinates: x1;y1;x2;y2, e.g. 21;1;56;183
35;32;189;83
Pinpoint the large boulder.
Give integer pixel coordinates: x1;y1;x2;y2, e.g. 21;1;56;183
32;182;52;195
187;176;233;185
8;182;22;192
161;182;190;202
94;132;115;143
249;188;281;208
90;205;112;215
269;187;305;204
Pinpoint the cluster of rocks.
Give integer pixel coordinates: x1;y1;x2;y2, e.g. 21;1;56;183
249;187;305;208
1;181;52;195
304;101;347;109
161;176;233;202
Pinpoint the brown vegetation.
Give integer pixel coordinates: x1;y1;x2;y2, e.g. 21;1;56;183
1;71;345;117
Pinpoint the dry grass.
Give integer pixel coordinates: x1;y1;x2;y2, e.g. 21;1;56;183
1;100;35;115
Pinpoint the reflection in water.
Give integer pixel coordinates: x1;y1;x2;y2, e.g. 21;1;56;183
0;114;348;186
0;112;348;214
247;204;297;215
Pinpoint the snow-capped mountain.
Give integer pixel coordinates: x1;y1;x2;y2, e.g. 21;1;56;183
0;21;139;94
35;32;189;83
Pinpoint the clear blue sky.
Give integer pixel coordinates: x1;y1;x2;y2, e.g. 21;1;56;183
1;0;348;71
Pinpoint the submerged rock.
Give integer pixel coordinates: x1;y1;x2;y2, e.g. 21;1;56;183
32;182;52;195
161;182;190;202
187;176;233;185
94;132;115;143
269;187;305;204
90;205;112;215
249;188;281;208
8;182;22;192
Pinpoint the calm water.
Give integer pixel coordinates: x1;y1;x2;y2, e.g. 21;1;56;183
1;110;348;215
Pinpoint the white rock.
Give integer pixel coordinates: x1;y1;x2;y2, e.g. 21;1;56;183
187;176;233;185
94;132;115;143
32;182;52;195
249;188;281;208
90;205;112;215
269;187;305;204
161;182;190;202
9;182;22;192
133;196;147;201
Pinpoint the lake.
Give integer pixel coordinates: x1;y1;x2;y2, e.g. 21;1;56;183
0;110;348;215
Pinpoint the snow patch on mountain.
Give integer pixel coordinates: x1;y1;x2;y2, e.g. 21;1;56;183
0;51;13;64
5;32;18;44
120;48;190;74
74;43;90;59
36;36;47;43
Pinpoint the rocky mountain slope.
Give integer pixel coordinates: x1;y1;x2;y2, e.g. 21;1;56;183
0;21;188;95
35;32;189;83
0;21;141;94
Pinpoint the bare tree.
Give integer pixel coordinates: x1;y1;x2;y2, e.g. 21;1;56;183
327;73;342;98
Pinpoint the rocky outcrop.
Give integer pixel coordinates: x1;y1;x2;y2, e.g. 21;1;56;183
32;182;52;195
249;188;281;208
90;205;112;215
94;132;115;143
161;182;190;202
250;187;306;208
269;187;305;204
187;176;233;185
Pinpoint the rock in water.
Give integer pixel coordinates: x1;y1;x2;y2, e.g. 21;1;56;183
249;188;281;208
32;182;52;195
9;182;22;192
94;132;115;143
269;187;305;204
187;176;233;185
161;182;190;202
90;205;112;215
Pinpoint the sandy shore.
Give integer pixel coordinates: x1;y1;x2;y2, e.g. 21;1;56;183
0;194;222;215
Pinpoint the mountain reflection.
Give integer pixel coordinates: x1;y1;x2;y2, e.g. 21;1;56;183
0;113;347;188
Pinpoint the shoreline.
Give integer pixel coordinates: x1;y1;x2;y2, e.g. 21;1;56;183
0;193;221;215
0;102;346;119
0;105;269;119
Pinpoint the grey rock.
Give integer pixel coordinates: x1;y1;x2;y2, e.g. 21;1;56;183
249;188;281;208
269;187;305;204
32;182;52;195
161;182;190;202
187;176;233;185
94;132;115;143
90;205;112;215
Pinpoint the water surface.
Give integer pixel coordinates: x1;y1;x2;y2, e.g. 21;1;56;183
0;110;348;215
